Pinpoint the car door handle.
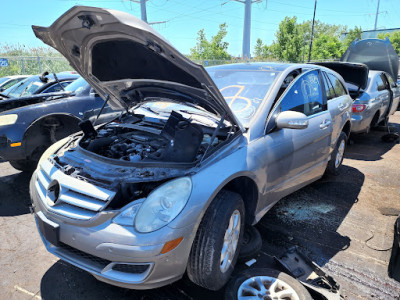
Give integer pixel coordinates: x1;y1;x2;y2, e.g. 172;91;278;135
320;120;331;129
338;103;348;111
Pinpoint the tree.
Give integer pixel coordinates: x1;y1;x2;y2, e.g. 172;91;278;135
272;17;302;62
311;34;342;60
341;26;363;53
253;38;269;60
377;30;400;55
190;23;230;60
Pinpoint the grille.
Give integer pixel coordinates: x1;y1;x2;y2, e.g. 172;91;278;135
112;263;149;274
35;159;116;220
59;242;111;269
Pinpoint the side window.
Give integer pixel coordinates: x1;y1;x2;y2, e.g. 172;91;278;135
43;81;71;93
1;79;19;90
280;70;324;116
322;72;336;100
386;74;396;88
327;73;346;97
376;74;386;90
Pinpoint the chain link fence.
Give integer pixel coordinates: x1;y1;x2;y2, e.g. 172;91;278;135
0;56;71;77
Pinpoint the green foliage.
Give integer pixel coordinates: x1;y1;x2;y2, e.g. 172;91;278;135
311;34;342;60
271;17;302;62
253;38;270;59
377;30;400;55
190;23;231;60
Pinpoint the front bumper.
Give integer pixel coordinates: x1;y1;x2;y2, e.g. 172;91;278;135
30;171;197;290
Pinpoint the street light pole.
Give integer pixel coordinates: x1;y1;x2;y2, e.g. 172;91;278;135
374;0;381;30
308;0;317;62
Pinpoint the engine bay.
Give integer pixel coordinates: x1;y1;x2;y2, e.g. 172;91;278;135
79;110;231;164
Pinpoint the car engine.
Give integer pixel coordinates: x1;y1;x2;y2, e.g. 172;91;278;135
80;111;221;163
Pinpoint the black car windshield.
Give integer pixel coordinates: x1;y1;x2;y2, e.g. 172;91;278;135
207;66;280;126
64;77;88;95
5;76;44;98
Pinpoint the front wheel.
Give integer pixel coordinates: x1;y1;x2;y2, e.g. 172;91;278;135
326;132;347;176
9;159;37;172
187;190;245;291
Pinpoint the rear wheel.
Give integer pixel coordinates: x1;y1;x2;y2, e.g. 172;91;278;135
326;132;347;176
187;190;245;291
238;226;262;262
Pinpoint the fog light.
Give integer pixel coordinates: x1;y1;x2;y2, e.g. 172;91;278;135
160;237;183;254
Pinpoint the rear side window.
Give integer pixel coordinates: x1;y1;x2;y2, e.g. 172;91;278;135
280;70;324;116
322;72;336;100
376;74;386;90
327;73;347;97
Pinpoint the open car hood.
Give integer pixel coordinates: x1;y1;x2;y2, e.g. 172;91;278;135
311;61;369;90
32;6;243;130
341;38;399;81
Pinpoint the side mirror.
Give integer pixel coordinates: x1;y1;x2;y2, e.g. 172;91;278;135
276;111;309;130
377;85;386;91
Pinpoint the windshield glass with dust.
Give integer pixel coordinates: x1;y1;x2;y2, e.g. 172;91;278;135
207;67;280;127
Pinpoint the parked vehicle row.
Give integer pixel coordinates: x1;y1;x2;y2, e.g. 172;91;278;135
28;6;353;292
0;75;29;92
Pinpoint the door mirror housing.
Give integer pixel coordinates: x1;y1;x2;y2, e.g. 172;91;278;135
276;111;309;130
377;84;386;91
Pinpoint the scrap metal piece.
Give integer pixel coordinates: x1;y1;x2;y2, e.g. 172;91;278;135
275;246;342;300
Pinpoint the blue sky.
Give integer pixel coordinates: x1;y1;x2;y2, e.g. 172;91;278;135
2;0;400;56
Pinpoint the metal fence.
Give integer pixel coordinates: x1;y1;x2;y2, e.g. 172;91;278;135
0;56;71;77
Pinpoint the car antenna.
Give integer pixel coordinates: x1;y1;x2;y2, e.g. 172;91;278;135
52;72;65;91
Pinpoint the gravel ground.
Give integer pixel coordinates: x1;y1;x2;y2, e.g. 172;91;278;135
1;112;400;300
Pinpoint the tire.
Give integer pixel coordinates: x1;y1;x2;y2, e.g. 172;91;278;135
187;190;245;291
225;268;312;300
238;226;262;262
9;159;37;172
326;132;347;176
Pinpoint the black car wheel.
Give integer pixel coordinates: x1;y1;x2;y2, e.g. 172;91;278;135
225;268;312;300
187;190;245;291
238;226;262;262
326;132;347;176
9;159;37;172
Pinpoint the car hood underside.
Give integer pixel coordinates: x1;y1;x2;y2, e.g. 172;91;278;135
32;6;243;131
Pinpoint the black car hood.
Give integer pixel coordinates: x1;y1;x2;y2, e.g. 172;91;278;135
341;38;399;81
31;6;243;131
0;91;71;114
312;61;369;90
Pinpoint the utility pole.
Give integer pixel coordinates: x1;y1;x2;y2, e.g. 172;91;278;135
308;0;317;62
229;0;262;60
374;0;381;30
127;0;166;25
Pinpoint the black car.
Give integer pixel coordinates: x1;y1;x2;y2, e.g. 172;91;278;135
0;71;79;100
0;77;121;171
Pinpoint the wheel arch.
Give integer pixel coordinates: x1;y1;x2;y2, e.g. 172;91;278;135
22;113;81;158
341;120;351;138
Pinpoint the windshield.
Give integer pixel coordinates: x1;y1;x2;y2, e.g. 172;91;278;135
0;77;9;85
207;67;280;126
5;76;44;98
64;77;88;95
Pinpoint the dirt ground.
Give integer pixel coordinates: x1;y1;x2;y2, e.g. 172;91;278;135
1;113;400;300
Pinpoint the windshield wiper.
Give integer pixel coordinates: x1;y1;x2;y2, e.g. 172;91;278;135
0;92;9;98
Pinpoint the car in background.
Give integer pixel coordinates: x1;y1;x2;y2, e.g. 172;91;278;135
315;38;400;134
0;71;79;99
0;75;29;92
0;77;121;171
30;6;352;292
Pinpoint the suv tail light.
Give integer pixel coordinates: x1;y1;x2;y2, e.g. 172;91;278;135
352;104;366;113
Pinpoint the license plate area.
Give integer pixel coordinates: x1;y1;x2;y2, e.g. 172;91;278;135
36;211;60;246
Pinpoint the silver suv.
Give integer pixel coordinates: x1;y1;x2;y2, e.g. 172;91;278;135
30;6;352;291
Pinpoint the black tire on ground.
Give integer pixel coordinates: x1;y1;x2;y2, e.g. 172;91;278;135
224;268;312;300
187;190;245;291
326;132;347;176
238;226;262;262
9;159;37;172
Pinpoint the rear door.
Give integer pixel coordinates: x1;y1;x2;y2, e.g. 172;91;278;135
324;72;351;145
376;73;391;120
384;73;400;115
261;69;332;203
